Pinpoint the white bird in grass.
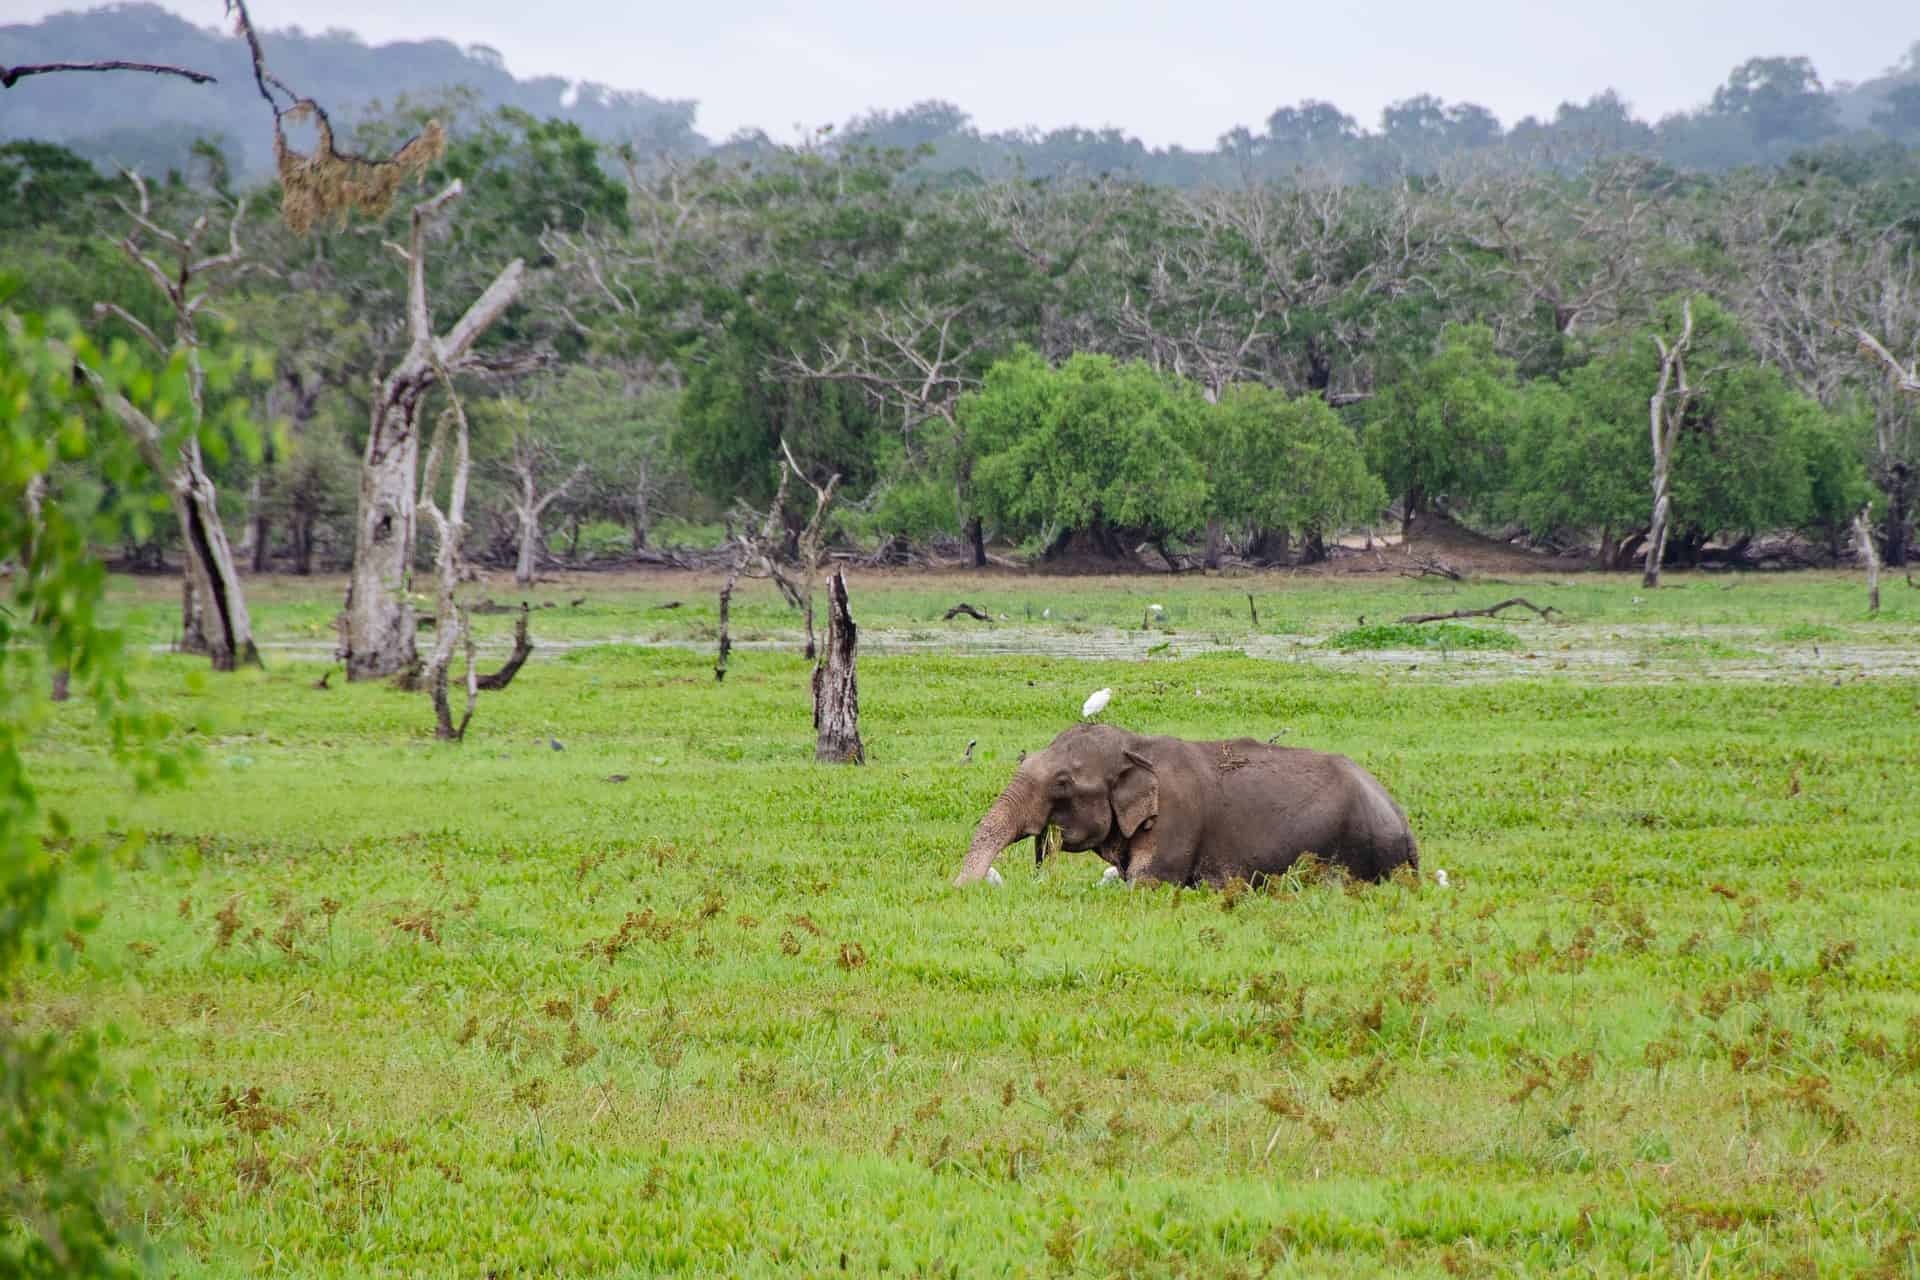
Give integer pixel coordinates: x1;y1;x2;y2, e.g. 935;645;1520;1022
1082;687;1112;719
1101;865;1122;885
1433;868;1450;888
985;867;1004;887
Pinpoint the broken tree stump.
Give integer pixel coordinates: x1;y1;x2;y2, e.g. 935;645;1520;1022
1397;598;1560;624
715;569;738;682
811;570;864;764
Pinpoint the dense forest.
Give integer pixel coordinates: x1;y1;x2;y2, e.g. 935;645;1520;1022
4;7;1920;611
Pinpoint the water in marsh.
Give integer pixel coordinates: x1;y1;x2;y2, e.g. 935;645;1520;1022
210;620;1920;683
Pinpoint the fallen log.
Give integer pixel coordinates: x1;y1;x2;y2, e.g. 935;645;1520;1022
943;602;991;621
1397;556;1462;582
1398;598;1560;624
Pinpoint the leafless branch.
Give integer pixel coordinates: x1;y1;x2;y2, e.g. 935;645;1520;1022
1398;598;1559;623
1;60;215;89
89;303;166;356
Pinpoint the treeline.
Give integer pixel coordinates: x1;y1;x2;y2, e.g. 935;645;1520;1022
6;5;1920;184
2;87;1918;582
846;51;1920;188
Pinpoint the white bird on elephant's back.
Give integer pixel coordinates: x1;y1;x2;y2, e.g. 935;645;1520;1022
1082;687;1112;719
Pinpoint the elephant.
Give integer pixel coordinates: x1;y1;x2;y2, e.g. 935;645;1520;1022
953;724;1417;888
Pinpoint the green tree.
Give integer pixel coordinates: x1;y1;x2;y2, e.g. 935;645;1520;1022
1365;323;1519;532
1709;56;1839;151
3;303;196;1276
0;141;109;232
1207;384;1384;558
1501;374;1649;563
964;350;1210;560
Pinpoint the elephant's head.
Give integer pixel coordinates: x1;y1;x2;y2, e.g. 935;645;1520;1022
953;724;1157;885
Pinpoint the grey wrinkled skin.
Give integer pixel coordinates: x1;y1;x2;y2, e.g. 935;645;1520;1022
954;723;1417;888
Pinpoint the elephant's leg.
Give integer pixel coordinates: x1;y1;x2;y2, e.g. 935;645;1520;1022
1122;824;1196;886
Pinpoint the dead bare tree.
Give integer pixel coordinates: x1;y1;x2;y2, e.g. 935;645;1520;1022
1443;157;1674;360
1853;504;1882;615
1645;298;1697;589
785;300;980;562
778;439;841;660
1720;190;1920;565
501;419;586;588
217;0;505;680
1856;326;1920;396
714;466;790;683
340;181;525;682
416;376;537;739
93;170;261;670
810;571;864;764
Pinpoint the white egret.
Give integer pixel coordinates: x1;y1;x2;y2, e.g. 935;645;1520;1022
1433;868;1450;888
1101;865;1122;885
984;867;1004;887
1082;687;1112;718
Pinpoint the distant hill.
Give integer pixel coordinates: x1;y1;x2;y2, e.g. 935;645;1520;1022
6;7;1919;191
0;3;704;178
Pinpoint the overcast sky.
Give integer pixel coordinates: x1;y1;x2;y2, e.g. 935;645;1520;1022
12;0;1917;146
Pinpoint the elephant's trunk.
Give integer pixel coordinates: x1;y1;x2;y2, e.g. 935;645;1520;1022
955;767;1045;886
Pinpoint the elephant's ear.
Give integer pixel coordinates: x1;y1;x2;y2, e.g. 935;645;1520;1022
1112;749;1159;838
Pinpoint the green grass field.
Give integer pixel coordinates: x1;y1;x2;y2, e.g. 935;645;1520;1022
22;570;1920;1276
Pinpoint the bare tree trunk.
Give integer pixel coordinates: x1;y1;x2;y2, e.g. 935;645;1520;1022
1885;463;1912;570
631;484;651;550
76;358;255;670
347;427;421;681
1204;518;1224;571
515;504;539;588
1855;505;1882;615
179;575;208;655
247;470;271;573
344;183;524;682
1644;465;1672;589
811;570;863;764
292;514;315;575
173;443;259;671
420;397;477;741
967;514;986;569
1644;299;1695;590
